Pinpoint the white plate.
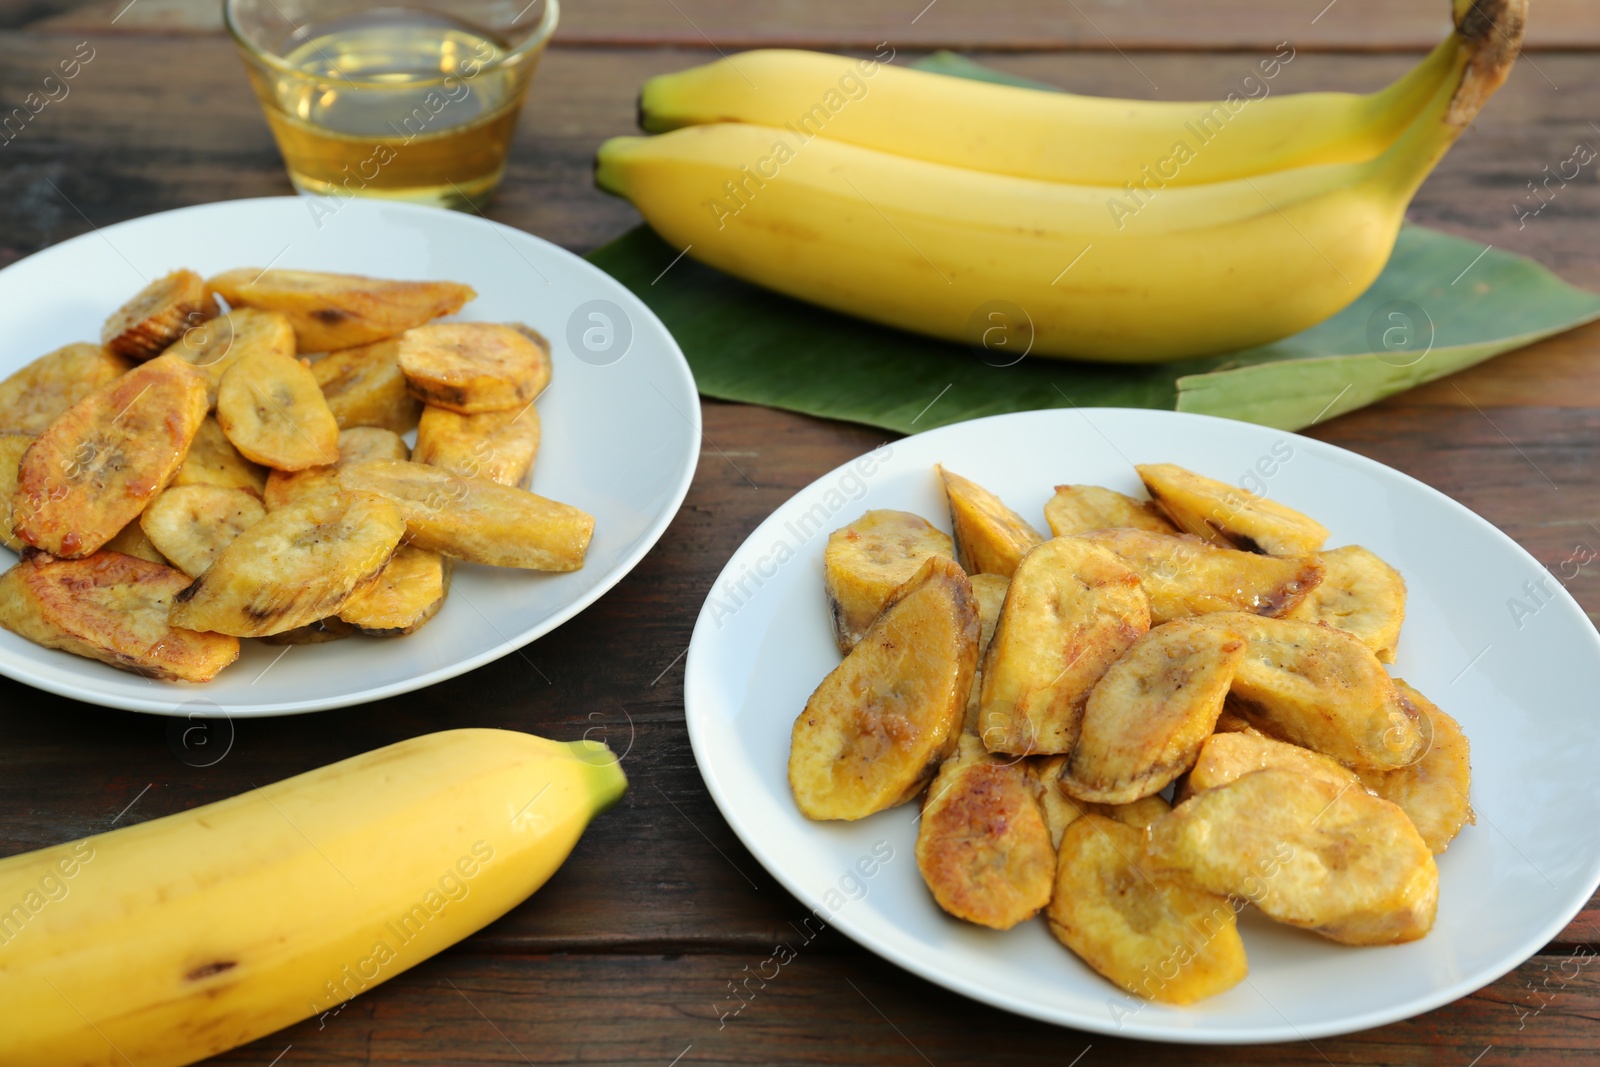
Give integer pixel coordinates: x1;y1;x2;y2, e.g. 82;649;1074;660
0;197;700;716
683;408;1600;1043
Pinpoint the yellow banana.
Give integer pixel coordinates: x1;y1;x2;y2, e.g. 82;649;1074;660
596;1;1523;364
638;38;1461;187
0;729;626;1067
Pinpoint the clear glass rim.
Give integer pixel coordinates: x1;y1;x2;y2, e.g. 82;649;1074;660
223;0;560;86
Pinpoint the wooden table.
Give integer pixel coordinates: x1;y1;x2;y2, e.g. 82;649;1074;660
3;1;1598;1062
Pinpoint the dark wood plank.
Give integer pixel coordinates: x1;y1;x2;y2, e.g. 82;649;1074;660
21;0;1599;50
189;949;1600;1065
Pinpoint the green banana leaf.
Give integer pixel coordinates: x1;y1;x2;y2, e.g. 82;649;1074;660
586;55;1600;434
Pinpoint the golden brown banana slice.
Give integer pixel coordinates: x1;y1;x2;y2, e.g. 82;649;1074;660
216;349;341;471
101;269;218;362
169;490;405;637
916;733;1055;930
159;307;296;408
1062;618;1247;805
310;338;422;433
414;403;541;488
397;322;550;415
102;521;169;567
172;416;268;497
789;556;979;820
0;343;131;435
1177;727;1363;804
1147;768;1438;945
1048;814;1246;1005
0;551;238;682
935;465;1043;578
824;509;955;654
337;546;450;636
1095;794;1172;830
961;572;1010;732
0;434;31;553
979;537;1148;756
140;485;266;579
339;459;593;571
1076;527;1323;624
1136;462;1329;557
207;269;476;353
1287;544;1407;662
1357;681;1473;853
1213;611;1424;769
13;355;207;559
1044;484;1176;538
258;617;355;645
1213;708;1254;733
263;426;410;510
1027;756;1086;847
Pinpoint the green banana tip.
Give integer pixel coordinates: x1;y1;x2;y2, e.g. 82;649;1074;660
565;739;629;813
593;136;643;197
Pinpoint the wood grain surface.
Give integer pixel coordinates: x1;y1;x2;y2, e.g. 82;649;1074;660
1;4;1597;1063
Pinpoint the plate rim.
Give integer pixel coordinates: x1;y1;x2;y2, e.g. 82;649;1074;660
682;405;1600;1044
0;195;701;717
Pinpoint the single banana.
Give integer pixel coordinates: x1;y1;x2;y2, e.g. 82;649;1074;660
638;37;1461;187
596;0;1523;364
0;729;626;1067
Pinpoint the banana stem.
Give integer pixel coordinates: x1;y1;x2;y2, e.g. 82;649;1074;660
1447;0;1528;127
1371;0;1526;197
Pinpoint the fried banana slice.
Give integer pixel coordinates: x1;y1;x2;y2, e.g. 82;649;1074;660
979;538;1149;756
962;572;1010;731
397;323;550;415
1213;612;1424;769
13;355;207;558
1137;462;1329;557
1095;794;1172;830
1027;756;1085;848
0;343;131;435
102;269;218;362
259;617;355;645
1062;618;1247;804
0;551;238;681
1044;484;1176;538
1287;544;1406;663
1213;708;1254;733
1357;681;1473;853
216;349;341;471
1177;728;1363;804
337;545;450;636
103;520;169;567
310;338;422;434
414;403;540;488
172;416;268;497
789;556;979;820
0;434;31;553
936;465;1043;578
824;510;955;654
916;734;1055;930
140;485;266;579
158;307;297;408
1048;815;1246;1005
1076;528;1323;624
169;490;405;637
1147;768;1438;945
339;459;593;571
263;426;410;510
207;269;476;353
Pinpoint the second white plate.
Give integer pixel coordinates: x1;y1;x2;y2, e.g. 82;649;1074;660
0;197;700;716
683;407;1600;1043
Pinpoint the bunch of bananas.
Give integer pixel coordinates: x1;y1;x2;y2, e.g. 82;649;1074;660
597;0;1526;363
